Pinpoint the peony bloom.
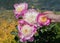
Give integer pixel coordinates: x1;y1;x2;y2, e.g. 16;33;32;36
18;24;36;42
24;9;39;24
37;13;51;26
14;3;28;19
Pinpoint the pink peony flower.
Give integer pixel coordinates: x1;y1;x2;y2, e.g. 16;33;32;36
36;13;51;26
14;3;28;19
23;9;39;25
18;24;36;42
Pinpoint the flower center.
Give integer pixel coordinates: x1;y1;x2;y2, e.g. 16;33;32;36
39;16;47;22
22;29;28;34
16;6;23;12
21;25;32;36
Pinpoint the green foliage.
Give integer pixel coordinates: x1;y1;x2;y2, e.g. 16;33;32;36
27;23;57;43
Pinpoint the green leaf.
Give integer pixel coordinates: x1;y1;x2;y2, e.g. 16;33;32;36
11;31;18;35
15;25;18;30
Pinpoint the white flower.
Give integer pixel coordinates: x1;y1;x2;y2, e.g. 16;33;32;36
18;24;36;40
21;25;32;36
14;3;28;15
24;9;39;24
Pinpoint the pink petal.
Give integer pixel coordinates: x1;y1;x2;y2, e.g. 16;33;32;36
28;37;34;42
18;24;22;32
18;32;24;39
18;20;25;25
44;19;51;25
14;4;18;8
20;38;26;42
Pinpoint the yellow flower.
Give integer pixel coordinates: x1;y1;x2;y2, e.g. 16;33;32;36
0;19;17;43
6;33;15;40
3;32;15;43
0;41;3;43
8;21;17;32
3;40;16;43
0;29;7;41
1;20;8;28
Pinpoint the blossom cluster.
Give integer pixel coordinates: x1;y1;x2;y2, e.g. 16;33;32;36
13;3;51;42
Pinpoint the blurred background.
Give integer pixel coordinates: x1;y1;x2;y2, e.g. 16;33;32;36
0;0;60;43
0;0;60;11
